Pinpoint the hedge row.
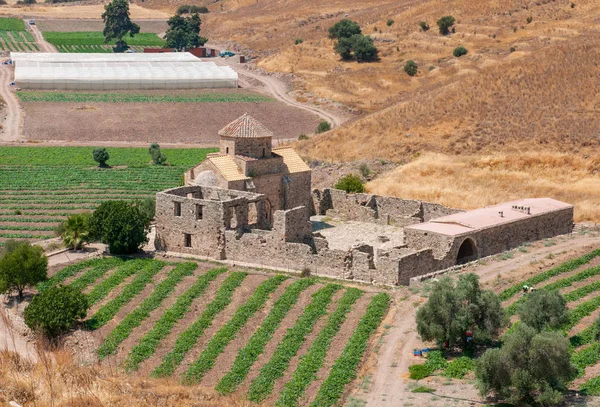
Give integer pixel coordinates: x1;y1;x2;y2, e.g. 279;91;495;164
276;288;363;407
123;268;226;372
97;262;198;359
310;293;390;407
69;259;125;292
151;272;247;378
499;249;600;301
85;259;155;306
247;284;342;402
216;278;316;394
564;279;600;303
506;265;600;315
182;275;288;384
86;260;166;329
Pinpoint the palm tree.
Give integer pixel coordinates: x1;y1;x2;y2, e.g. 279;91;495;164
61;213;91;250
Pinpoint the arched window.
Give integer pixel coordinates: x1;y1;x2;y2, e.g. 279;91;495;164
456;238;478;265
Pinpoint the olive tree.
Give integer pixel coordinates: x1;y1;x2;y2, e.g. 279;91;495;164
89;200;150;254
437;15;455;35
92;147;110;167
476;323;575;405
0;241;47;299
102;0;140;52
416;273;505;349
518;290;569;332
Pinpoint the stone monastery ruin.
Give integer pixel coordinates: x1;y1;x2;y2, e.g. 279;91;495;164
155;115;575;286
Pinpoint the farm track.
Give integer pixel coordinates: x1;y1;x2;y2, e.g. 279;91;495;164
29;24;56;53
174;274;267;378
0;65;22;142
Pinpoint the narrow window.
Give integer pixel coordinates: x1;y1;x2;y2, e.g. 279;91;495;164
226;147;229;154
174;201;181;217
184;233;192;248
262;148;266;158
196;204;203;220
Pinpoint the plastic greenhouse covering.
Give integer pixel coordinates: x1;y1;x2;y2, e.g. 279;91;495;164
11;53;238;89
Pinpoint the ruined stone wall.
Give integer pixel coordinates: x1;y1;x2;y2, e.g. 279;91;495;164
272;206;312;243
283;171;313;213
313;189;462;226
404;229;455;259
238;156;284;177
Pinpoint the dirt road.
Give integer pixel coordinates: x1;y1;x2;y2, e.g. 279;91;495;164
0;65;22;142
211;51;347;129
29;23;57;53
0;304;37;362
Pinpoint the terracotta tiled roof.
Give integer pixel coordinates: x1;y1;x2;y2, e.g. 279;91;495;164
208;154;249;182
218;113;274;139
273;146;311;174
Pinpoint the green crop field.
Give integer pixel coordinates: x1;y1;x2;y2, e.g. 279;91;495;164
43;31;165;51
41;257;390;406
0;18;38;52
17;91;272;104
0;146;216;245
0;18;25;31
498;248;600;395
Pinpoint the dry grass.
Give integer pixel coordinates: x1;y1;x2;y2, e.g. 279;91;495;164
367;152;600;223
0;345;261;407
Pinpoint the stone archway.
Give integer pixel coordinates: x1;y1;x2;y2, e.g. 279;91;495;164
456;238;478;265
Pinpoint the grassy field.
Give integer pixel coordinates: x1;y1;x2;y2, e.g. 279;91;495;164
43;31;165;47
38;257;390;406
0;146;216;246
0;17;24;31
17;91;272;103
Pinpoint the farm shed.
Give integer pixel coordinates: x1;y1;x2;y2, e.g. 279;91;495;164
11;52;237;89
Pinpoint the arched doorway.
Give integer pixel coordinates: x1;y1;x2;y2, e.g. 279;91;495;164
456;238;478;265
265;199;272;226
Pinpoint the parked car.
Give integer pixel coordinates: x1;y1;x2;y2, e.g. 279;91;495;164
28;20;35;25
219;50;235;57
9;82;16;86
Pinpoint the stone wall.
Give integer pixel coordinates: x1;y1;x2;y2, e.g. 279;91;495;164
313;188;462;226
220;136;272;159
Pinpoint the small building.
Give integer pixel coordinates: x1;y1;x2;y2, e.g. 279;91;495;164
185;114;312;223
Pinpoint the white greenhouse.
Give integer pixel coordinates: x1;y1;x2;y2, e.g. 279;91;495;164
11;53;238;90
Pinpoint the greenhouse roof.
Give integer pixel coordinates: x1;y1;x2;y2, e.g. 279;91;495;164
10;52;201;63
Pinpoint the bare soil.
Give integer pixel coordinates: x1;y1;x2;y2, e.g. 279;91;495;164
199;278;294;388
21;90;320;143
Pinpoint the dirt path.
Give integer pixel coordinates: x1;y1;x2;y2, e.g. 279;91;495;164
210;51;347;129
0;65;22;142
29;24;57;53
0;305;37;362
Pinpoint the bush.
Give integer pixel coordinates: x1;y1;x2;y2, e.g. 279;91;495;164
526;15;533;24
418;21;430;31
412;386;435;393
417;274;505;350
453;46;468;57
518;290;569;332
297;134;309;140
335;174;365;193
60;212;92;250
316;120;331;133
295;38;303;45
149;143;167;165
328;19;361;39
177;4;208;14
24;285;88;338
386;19;394;27
359;163;371;178
476;324;575;405
92;147;109;167
133;197;156;224
444;356;475;378
409;364;430;380
89;201;150;254
404;60;418;76
437;15;455;35
334;33;379;62
0;241;47;299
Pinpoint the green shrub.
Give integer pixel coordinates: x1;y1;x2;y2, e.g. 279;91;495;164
444;356;475;378
295;38;303;45
24;285;88;338
0;241;47;299
92;147;109;167
149;143;167;165
409;363;431;380
526;16;533;24
424;350;447;371
359;163;371;178
59;212;91;250
316;120;331;133
412;386;435;393
437;15;455;35
89;200;149;254
328;19;362;39
418;21;430;31
335;174;365;193
298;134;309;140
386;19;394;27
404;60;418;76
452;46;468;57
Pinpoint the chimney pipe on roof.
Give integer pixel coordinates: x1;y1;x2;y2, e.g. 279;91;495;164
499;211;504;218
